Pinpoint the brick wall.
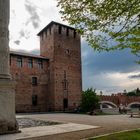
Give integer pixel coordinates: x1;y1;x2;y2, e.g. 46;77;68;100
39;22;82;111
9;21;82;113
10;54;49;112
100;94;140;107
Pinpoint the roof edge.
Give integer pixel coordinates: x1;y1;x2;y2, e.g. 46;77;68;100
10;51;49;60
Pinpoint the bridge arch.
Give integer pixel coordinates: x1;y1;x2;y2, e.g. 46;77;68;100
100;101;117;108
127;102;140;108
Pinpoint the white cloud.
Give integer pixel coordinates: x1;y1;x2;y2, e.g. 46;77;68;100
83;71;140;94
9;0;140;94
9;0;64;51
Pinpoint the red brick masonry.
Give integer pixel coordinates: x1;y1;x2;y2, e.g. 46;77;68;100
100;93;140;107
10;21;82;113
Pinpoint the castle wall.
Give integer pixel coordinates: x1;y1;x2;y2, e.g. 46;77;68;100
10;54;49;112
53;24;82;111
9;21;82;113
100;94;140;107
39;22;82;111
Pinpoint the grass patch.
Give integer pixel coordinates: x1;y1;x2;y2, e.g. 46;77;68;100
89;130;140;140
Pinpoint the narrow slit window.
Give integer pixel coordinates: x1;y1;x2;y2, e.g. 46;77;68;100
66;28;69;36
49;28;51;35
74;30;76;38
45;30;47;37
58;25;62;34
10;55;11;65
63;71;68;90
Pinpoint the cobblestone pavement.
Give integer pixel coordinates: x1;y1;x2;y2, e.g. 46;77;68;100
17;118;61;128
17;113;140;140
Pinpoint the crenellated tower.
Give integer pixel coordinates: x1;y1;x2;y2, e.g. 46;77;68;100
38;21;82;111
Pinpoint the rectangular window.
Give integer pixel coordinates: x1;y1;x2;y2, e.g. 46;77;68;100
66;28;69;36
28;58;33;68
17;56;22;68
32;77;37;86
58;25;62;34
32;95;38;106
63;98;68;109
37;59;43;69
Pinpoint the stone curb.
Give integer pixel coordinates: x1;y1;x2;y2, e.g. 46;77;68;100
0;123;100;140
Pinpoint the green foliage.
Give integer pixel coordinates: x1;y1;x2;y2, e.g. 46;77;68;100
89;130;140;140
124;88;140;96
81;88;100;112
57;0;140;63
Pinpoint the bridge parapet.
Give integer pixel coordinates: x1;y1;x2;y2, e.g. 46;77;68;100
99;94;140;107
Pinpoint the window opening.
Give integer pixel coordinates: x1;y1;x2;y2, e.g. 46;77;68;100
28;58;33;68
17;56;22;68
58;25;62;34
66;28;69;36
32;95;38;106
32;77;37;86
74;30;76;38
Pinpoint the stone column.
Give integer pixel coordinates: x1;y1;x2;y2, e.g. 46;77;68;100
0;0;18;134
0;0;10;79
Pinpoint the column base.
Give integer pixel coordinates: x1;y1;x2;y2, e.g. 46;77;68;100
0;79;19;135
0;74;11;79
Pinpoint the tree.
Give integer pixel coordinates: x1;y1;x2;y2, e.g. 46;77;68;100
81;88;100;112
57;0;140;63
123;88;140;96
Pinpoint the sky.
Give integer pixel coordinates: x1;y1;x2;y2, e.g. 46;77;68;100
9;0;140;94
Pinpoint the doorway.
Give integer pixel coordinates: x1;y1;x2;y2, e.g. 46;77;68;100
63;98;68;111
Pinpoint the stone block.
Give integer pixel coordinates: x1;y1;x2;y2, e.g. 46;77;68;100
0;120;8;134
0;79;18;134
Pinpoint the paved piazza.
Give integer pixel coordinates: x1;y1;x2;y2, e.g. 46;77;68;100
1;113;140;140
17;113;140;140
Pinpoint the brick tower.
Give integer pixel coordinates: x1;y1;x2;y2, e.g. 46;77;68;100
38;21;82;111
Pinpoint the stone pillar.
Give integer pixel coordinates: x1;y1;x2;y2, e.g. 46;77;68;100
0;0;18;134
0;0;10;79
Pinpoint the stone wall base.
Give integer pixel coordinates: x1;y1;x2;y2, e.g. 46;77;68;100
0;79;19;134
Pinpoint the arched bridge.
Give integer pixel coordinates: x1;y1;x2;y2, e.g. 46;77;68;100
99;93;140;109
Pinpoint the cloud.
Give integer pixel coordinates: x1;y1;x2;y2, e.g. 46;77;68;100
24;0;40;29
129;74;140;79
81;40;140;93
10;0;140;94
14;40;20;45
19;30;25;38
81;41;140;75
19;30;30;39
